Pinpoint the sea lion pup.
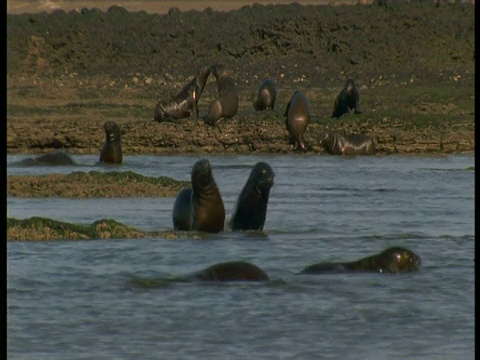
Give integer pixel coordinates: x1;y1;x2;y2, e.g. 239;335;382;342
99;121;123;164
203;64;239;127
299;246;421;274
318;130;375;155
229;162;275;231
285;91;311;151
190;260;270;281
172;159;225;233
154;67;211;122
253;78;277;111
331;79;362;118
9;150;77;166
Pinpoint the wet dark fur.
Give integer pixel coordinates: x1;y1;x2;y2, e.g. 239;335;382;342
253;78;277;111
332;79;362;118
285;91;310;151
229;162;275;231
9;150;77;166
191;260;270;281
319;130;375;155
203;64;239;126
172;159;225;233
154;67;211;122
99;121;123;164
299;247;421;274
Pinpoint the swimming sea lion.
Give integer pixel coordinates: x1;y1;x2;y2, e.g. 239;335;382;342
190;260;270;281
99;121;123;164
253;78;277;111
332;79;362;118
203;64;239;126
285;91;310;151
154;67;211;122
9;150;77;166
229;162;275;231
299;246;421;274
318;130;375;155
172;159;225;233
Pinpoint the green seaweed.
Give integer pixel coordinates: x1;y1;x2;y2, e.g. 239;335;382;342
66;171;190;187
6;216;184;241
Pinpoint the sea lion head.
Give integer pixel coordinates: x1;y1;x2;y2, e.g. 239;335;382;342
104;121;121;143
318;130;335;147
191;159;214;190
211;64;228;80
249;162;275;195
379;246;421;273
345;79;356;94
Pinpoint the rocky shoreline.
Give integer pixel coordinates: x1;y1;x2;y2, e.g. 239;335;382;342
7;2;474;156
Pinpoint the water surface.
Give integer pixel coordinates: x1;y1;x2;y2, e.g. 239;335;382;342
7;153;475;359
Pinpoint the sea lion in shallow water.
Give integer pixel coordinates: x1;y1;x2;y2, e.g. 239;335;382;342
285;91;310;151
154;67;211;122
172;159;225;233
190;260;270;281
299;246;421;274
203;64;239;126
318;130;375;155
332;79;362;118
229;162;275;231
9;150;77;166
99;121;123;164
253;78;277;111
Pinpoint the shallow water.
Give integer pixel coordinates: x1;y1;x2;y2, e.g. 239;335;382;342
7;153;475;359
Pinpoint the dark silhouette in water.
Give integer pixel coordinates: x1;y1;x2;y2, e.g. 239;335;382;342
189;260;270;281
172;159;225;233
299;246;421;274
99;121;123;164
9;150;78;166
229;162;275;231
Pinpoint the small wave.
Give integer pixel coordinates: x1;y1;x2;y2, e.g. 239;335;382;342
358;232;430;241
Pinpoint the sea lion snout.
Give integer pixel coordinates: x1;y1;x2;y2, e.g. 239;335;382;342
192;159;212;177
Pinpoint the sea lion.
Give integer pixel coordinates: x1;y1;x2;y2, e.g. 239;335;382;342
299;246;421;274
332;79;362;118
203;64;239;126
285;91;310;151
172;159;225;233
318;130;375;155
99;121;123;164
154;67;211;122
9;150;77;166
253;78;277;111
229;162;275;231
190;260;270;281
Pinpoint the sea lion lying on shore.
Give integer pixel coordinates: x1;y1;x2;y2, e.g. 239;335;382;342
318;130;375;155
